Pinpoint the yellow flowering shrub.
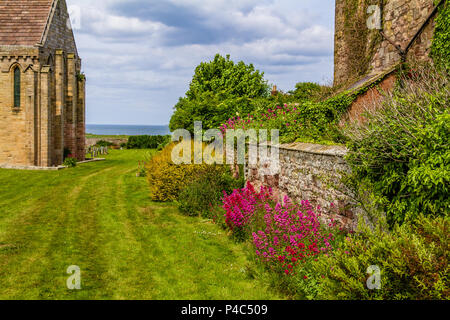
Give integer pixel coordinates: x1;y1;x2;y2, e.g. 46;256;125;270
146;142;209;201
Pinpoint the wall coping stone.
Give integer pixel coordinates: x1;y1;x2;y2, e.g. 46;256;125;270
279;142;348;157
249;142;348;157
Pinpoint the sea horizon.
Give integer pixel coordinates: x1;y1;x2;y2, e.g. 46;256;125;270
86;124;171;136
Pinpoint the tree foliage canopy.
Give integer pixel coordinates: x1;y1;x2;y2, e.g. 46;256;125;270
169;54;269;132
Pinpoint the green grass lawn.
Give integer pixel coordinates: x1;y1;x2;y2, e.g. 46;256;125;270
0;150;281;300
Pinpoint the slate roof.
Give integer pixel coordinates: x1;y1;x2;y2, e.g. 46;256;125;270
0;0;54;46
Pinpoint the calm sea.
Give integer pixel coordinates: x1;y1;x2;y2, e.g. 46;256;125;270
86;124;171;136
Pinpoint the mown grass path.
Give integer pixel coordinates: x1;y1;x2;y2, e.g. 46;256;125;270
0;150;280;300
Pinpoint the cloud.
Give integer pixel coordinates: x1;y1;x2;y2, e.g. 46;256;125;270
67;0;335;125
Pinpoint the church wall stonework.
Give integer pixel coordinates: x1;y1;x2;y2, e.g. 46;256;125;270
0;0;85;167
0;49;40;166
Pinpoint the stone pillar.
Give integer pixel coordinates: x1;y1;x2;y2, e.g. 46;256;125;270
76;72;86;161
39;66;52;167
333;0;347;86
65;53;77;158
54;49;65;164
24;67;37;166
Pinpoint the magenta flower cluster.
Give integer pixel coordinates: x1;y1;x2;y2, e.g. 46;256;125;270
222;182;272;230
222;182;338;275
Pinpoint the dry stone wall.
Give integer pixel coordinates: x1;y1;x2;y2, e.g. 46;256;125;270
246;142;360;230
85;137;128;148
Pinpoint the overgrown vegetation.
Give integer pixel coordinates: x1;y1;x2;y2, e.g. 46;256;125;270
314;216;449;300
342;64;449;227
336;0;382;83
204;61;449;300
145;142;244;217
220;90;356;144
146;143;207;201
289;82;323;102
209;181;449;300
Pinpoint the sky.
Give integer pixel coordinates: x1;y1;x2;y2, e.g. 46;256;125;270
66;0;336;125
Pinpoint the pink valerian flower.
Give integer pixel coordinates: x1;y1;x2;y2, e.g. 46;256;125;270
235;184;339;274
222;182;272;230
222;182;341;276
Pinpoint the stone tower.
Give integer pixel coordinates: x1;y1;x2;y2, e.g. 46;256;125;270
334;0;437;87
333;0;442;123
0;0;85;167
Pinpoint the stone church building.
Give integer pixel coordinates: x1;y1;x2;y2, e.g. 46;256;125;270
0;0;85;168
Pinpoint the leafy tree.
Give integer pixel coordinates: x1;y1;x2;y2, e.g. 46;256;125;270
169;54;269;132
290;82;322;102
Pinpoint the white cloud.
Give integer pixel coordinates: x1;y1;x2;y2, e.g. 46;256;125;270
66;0;335;125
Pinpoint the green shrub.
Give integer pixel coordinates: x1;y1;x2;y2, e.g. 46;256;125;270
290;82;322;102
63;157;77;168
178;165;244;218
312;216;449;300
127;135;170;149
343;64;449;226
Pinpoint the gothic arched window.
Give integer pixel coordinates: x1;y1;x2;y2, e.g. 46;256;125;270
13;67;21;108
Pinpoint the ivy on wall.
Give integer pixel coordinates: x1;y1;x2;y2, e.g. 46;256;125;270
342;0;382;79
431;0;450;70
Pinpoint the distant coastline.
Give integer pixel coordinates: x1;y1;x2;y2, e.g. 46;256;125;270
86;124;171;136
